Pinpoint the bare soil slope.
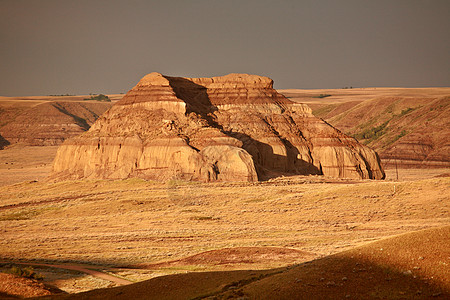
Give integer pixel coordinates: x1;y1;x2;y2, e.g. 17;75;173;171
279;88;450;168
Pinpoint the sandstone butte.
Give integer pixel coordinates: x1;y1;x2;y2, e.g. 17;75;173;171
51;73;385;182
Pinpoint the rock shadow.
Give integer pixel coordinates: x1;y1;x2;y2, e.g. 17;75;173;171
0;134;9;150
52;103;90;131
166;76;217;117
226;131;321;180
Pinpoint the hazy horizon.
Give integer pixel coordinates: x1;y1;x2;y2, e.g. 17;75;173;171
1;0;449;96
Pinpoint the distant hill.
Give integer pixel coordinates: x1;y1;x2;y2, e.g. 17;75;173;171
0;95;118;146
280;88;450;168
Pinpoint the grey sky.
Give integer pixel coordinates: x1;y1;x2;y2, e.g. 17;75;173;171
1;0;449;96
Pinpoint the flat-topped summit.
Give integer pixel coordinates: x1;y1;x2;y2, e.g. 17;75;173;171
188;73;274;89
137;72;273;88
52;72;384;182
118;73;282;108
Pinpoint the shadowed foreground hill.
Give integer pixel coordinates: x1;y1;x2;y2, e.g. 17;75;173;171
41;226;449;299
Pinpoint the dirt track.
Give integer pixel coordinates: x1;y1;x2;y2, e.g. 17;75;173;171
0;261;132;286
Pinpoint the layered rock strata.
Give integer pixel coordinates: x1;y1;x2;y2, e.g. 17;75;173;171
52;73;384;181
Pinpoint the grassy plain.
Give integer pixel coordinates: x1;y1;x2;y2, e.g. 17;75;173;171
0;150;448;294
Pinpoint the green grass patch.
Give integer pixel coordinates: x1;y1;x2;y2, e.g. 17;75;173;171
0;206;60;221
386;130;408;146
353;120;389;141
167;179;199;188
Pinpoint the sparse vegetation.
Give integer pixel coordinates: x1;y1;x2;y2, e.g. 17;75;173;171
400;107;415;116
312;94;332;99
84;94;111;102
190;216;216;221
387;130;408;145
8;266;44;280
353;120;389;141
0;170;448;295
385;103;396;114
0;210;38;221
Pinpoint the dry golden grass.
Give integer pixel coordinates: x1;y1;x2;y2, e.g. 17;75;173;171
278;87;450;105
0;167;448;295
0;144;448;297
0;144;58;187
1;176;448;264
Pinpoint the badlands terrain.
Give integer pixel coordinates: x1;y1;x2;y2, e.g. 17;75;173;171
282;87;450;168
0;78;449;299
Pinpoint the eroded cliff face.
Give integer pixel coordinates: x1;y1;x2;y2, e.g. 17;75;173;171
52;72;384;181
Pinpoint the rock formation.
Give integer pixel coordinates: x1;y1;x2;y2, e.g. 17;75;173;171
52;73;385;181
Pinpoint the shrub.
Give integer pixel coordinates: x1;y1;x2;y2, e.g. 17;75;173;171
312;94;332;99
8;266;44;280
84;94;111;102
